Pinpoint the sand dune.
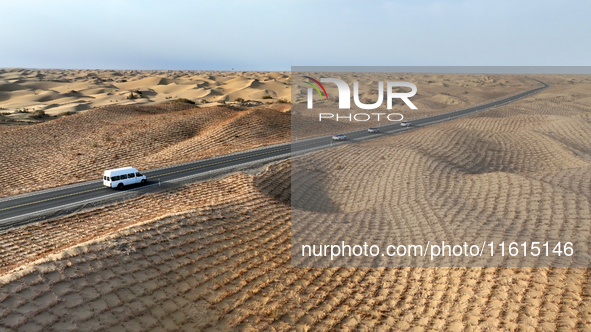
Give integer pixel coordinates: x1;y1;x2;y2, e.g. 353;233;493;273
0;69;542;124
0;69;291;118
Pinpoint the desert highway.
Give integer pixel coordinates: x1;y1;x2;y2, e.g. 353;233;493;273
0;80;549;228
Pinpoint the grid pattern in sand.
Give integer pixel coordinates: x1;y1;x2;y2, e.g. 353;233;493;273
0;169;590;331
291;81;591;267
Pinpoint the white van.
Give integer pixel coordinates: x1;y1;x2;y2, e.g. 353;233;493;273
103;167;147;189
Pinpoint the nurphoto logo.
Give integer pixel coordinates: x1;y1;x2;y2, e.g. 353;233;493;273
305;76;418;110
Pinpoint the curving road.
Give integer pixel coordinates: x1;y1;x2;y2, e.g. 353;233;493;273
0;79;549;229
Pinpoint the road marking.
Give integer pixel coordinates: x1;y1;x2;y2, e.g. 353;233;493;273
155;147;292;177
0;187;106;212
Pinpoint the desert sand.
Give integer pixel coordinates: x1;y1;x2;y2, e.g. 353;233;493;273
0;74;590;330
0;68;290;118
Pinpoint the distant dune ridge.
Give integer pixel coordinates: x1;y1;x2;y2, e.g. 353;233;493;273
0;68;291;119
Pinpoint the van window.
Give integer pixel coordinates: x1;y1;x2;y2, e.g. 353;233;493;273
121;174;128;180
103;176;106;180
136;172;143;177
112;175;120;181
106;176;110;181
128;173;135;178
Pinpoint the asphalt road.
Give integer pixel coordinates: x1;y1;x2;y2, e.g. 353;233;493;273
0;79;549;228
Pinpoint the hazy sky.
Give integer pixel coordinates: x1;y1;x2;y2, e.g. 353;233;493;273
1;0;589;70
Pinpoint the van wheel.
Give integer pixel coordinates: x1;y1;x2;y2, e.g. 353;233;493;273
141;179;146;184
117;183;123;190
